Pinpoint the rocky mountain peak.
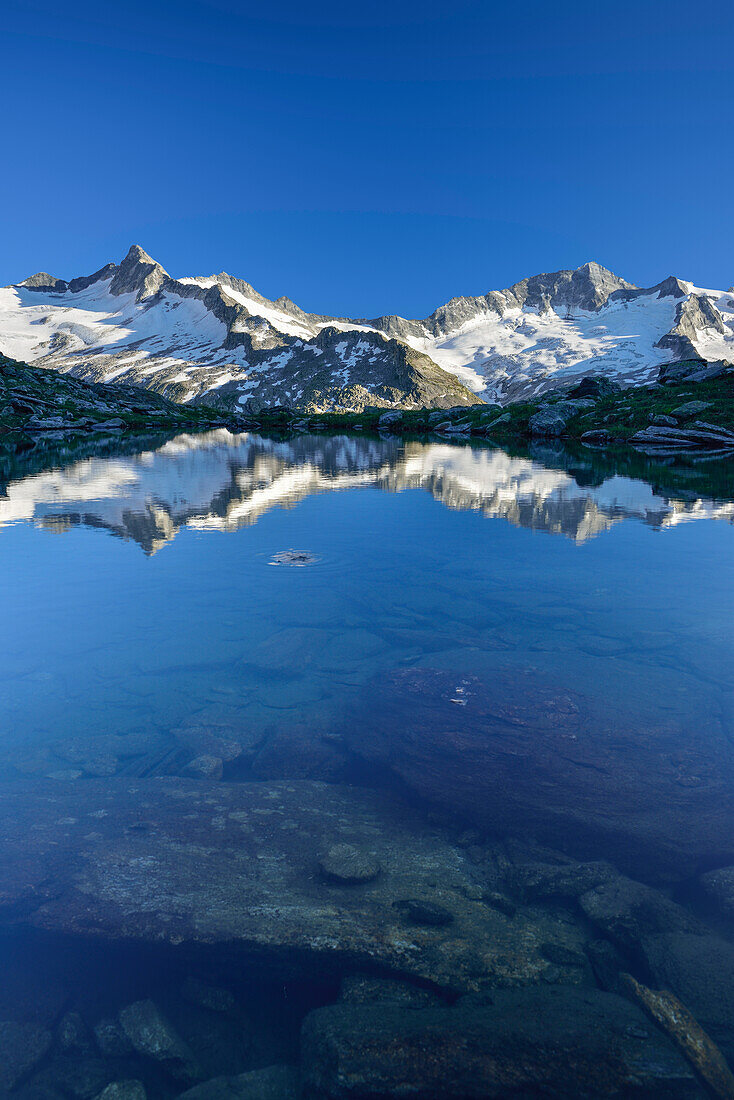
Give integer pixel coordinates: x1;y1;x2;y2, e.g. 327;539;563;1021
18;272;68;292
109;244;169;301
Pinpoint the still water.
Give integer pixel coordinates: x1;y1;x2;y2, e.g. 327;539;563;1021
0;430;732;1098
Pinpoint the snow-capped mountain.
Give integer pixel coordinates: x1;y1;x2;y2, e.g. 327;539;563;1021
1;246;732;412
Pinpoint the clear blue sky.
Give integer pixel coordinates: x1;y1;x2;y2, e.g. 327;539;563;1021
3;0;732;317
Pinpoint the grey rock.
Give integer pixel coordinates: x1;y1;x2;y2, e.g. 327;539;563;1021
95;1084;146;1100
175;1065;299;1100
319;844;381;884
109;245;168;302
512;859;616;901
182;755;224;780
671;400;713;418
118;1000;198;1080
93;1017;133;1057
699;865;734;917
58;1011;93;1053
580;428;612;444
579;876;703;949
32;1057;110;1100
0;778;565;993
640;932;734;1062
0;1021;53;1092
567;375;622;399
338;975;442;1008
377;411;402;430
300;988;700;1098
650;413;678;426
529;400;584;437
393;898;454;926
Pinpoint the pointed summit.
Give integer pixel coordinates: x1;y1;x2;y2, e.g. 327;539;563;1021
109;245;169;301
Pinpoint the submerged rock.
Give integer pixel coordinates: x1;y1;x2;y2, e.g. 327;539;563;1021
344;668;734;881
0;777;575;993
0;1021;53;1092
118;1000;198;1080
392;898;454;927
579;876;704;950
700;865;734;917
300;987;702;1098
319;844;381;885
175;1064;299;1100
639;933;734;1063
95;1085;146;1100
268;549;318;566
621;973;734;1100
96;1085;146;1100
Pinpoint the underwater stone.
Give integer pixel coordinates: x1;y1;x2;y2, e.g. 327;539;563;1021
301;989;701;1099
175;1064;299;1100
319;844;381;885
621;973;734;1100
118;1001;199;1080
0;1021;53;1092
93;1018;133;1057
700;866;734;918
393;898;454;927
95;1084;146;1100
182;755;224;781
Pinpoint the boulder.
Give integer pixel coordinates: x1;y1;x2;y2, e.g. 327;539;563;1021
95;1084;146;1100
319;844;380;885
699;865;734;917
300;988;701;1098
579;876;704;950
640;933;734;1063
175;1065;299;1100
0;778;571;993
118;1000;198;1080
0;1021;53;1092
671;400;713;419
567;376;622;399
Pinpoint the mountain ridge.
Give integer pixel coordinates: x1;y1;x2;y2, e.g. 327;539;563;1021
3;246;732;412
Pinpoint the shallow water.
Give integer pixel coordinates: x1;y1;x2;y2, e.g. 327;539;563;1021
0;430;733;1097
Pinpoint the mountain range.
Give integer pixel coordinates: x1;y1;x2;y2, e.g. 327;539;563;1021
1;245;732;412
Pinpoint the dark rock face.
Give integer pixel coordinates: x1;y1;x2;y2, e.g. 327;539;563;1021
300;988;701;1098
656;294;728;360
109;245;169;302
344;669;734;882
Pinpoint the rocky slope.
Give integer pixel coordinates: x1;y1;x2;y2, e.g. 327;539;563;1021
2;246;732;411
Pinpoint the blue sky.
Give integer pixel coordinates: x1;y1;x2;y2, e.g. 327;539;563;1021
3;0;732;317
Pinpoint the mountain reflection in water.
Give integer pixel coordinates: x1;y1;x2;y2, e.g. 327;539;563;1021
1;429;732;552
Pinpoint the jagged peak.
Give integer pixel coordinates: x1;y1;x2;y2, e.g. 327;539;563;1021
109;244;169;301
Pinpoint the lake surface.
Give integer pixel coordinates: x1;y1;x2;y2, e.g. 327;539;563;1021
0;430;732;1097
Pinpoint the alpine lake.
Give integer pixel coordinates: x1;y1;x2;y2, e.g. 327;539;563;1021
0;428;733;1099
